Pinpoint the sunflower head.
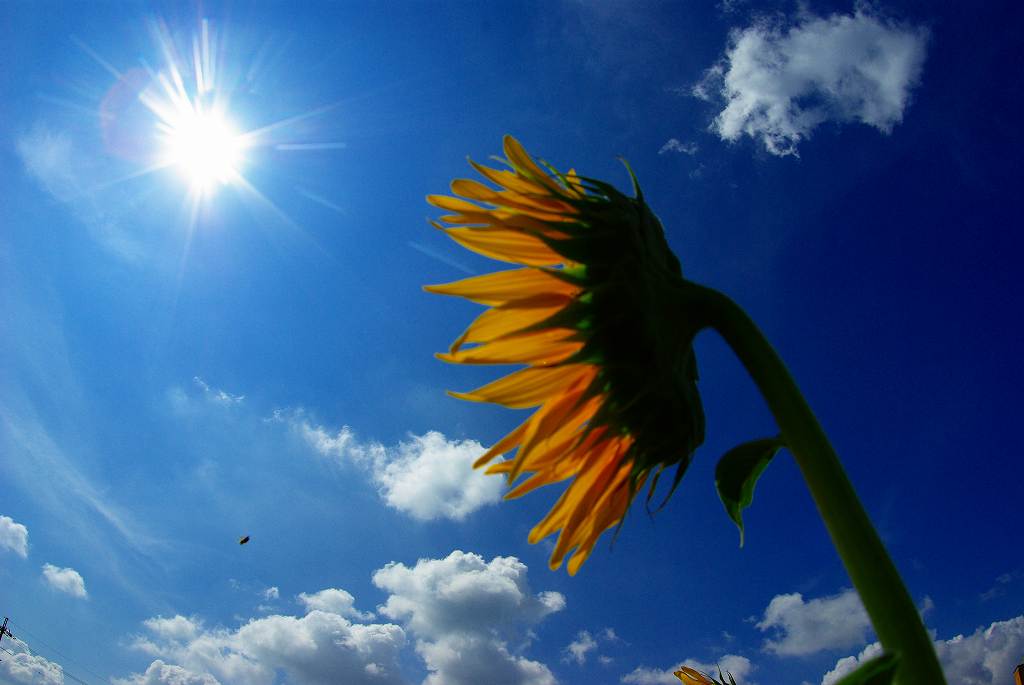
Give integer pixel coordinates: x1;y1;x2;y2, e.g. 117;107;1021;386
426;136;704;574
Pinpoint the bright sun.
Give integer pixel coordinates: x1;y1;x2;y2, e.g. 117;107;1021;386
161;108;243;190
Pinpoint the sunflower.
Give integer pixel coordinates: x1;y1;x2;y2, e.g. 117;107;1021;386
674;666;736;685
425;136;704;574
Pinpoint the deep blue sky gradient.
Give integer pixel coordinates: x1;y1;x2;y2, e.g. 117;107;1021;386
1;2;1022;684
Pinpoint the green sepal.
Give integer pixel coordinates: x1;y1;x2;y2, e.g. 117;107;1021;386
715;436;784;546
833;652;900;685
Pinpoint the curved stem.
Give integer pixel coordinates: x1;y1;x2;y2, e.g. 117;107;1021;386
687;283;945;685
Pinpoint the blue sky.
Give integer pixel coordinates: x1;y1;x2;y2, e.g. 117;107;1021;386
1;2;1022;684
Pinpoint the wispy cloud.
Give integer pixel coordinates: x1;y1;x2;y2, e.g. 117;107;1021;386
1;409;164;558
295;186;347;214
42;563;88;598
980;569;1023;602
408;241;475;275
695;9;928;156
658;139;699;155
0;515;29;558
192;377;245;405
16;123;146;260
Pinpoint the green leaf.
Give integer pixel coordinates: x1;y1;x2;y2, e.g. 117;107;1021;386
715;436;784;546
833;652;900;685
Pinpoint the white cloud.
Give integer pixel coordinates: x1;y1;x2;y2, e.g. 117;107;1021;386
696;9;928;156
0;514;29;557
113;660;221;685
658;139;699;155
122;596;406;685
565;630;598;665
270;409;386;465
41;563;87;599
622;654;754;684
417;634;556;685
756;589;869;656
371;432;504;522
297;588;374;620
15;124;145;260
0;645;65;685
193;377;245;405
822;615;1024;685
261;586;279;601
143;616;201;643
373;550;563;685
980;570;1023;602
274;409;503;522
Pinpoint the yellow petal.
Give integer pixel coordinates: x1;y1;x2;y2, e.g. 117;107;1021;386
424;268;579;306
450;296;570;352
469;160;579;212
443;227;564;266
451;364;589;409
564;468;638;575
506;384;600;483
426;194;486;214
468;160;549;196
439;211;570;236
474;421;529;469
549;448;627;567
503;135;571;197
437;329;581;366
528;434;620;545
674;668;713;685
450;179;573;222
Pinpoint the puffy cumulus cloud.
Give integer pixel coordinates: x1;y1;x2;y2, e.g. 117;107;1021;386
297;588;374;620
696;9;928;156
41;563;87;598
622;654;754;684
142;616;202;643
274;409;502;522
418;634;556;685
822;615;1024;685
371;432;504;521
564;627;620;666
0;514;29;557
113;660;220;685
120;593;406;685
373;551;564;685
564;630;598;665
0;647;65;685
374;551;565;639
756;589;869;656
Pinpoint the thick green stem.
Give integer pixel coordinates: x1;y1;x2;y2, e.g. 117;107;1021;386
689;283;945;685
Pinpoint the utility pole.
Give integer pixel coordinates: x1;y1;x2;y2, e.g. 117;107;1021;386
0;616;8;660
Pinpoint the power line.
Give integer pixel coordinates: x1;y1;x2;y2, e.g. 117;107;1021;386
0;616;104;685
